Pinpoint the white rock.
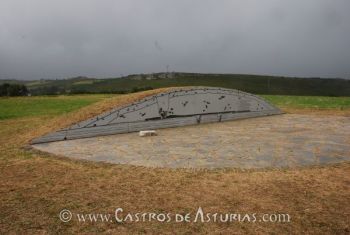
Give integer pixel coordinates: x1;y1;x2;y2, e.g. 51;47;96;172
139;130;157;137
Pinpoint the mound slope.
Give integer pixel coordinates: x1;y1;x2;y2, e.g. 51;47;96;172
31;87;281;144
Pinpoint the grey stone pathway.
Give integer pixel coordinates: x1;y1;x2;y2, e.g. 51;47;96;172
32;114;350;169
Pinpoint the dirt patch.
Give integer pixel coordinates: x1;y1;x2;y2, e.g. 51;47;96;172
32;114;350;169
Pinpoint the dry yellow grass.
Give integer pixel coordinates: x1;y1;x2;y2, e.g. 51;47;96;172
0;90;349;234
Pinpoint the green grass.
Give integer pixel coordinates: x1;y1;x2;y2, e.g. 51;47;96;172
26;80;49;86
0;94;113;120
262;95;350;109
72;80;94;85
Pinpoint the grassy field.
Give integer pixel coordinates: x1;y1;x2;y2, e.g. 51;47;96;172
0;92;349;234
0;95;112;120
262;95;350;109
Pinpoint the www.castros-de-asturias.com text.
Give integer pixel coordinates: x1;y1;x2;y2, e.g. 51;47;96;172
59;207;291;224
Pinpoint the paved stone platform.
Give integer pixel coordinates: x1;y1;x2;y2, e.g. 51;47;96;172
32;114;350;169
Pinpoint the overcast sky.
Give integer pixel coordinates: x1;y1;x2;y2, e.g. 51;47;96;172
1;0;349;80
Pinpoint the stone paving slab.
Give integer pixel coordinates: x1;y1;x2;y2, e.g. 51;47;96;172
32;114;350;169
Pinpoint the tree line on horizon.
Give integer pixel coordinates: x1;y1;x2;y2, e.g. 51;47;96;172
1;73;350;96
0;83;29;97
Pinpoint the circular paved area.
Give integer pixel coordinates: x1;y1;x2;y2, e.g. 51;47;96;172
33;114;350;169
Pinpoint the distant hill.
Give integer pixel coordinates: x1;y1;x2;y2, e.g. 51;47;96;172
1;73;349;96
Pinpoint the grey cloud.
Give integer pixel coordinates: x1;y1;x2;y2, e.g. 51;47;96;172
0;0;349;79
